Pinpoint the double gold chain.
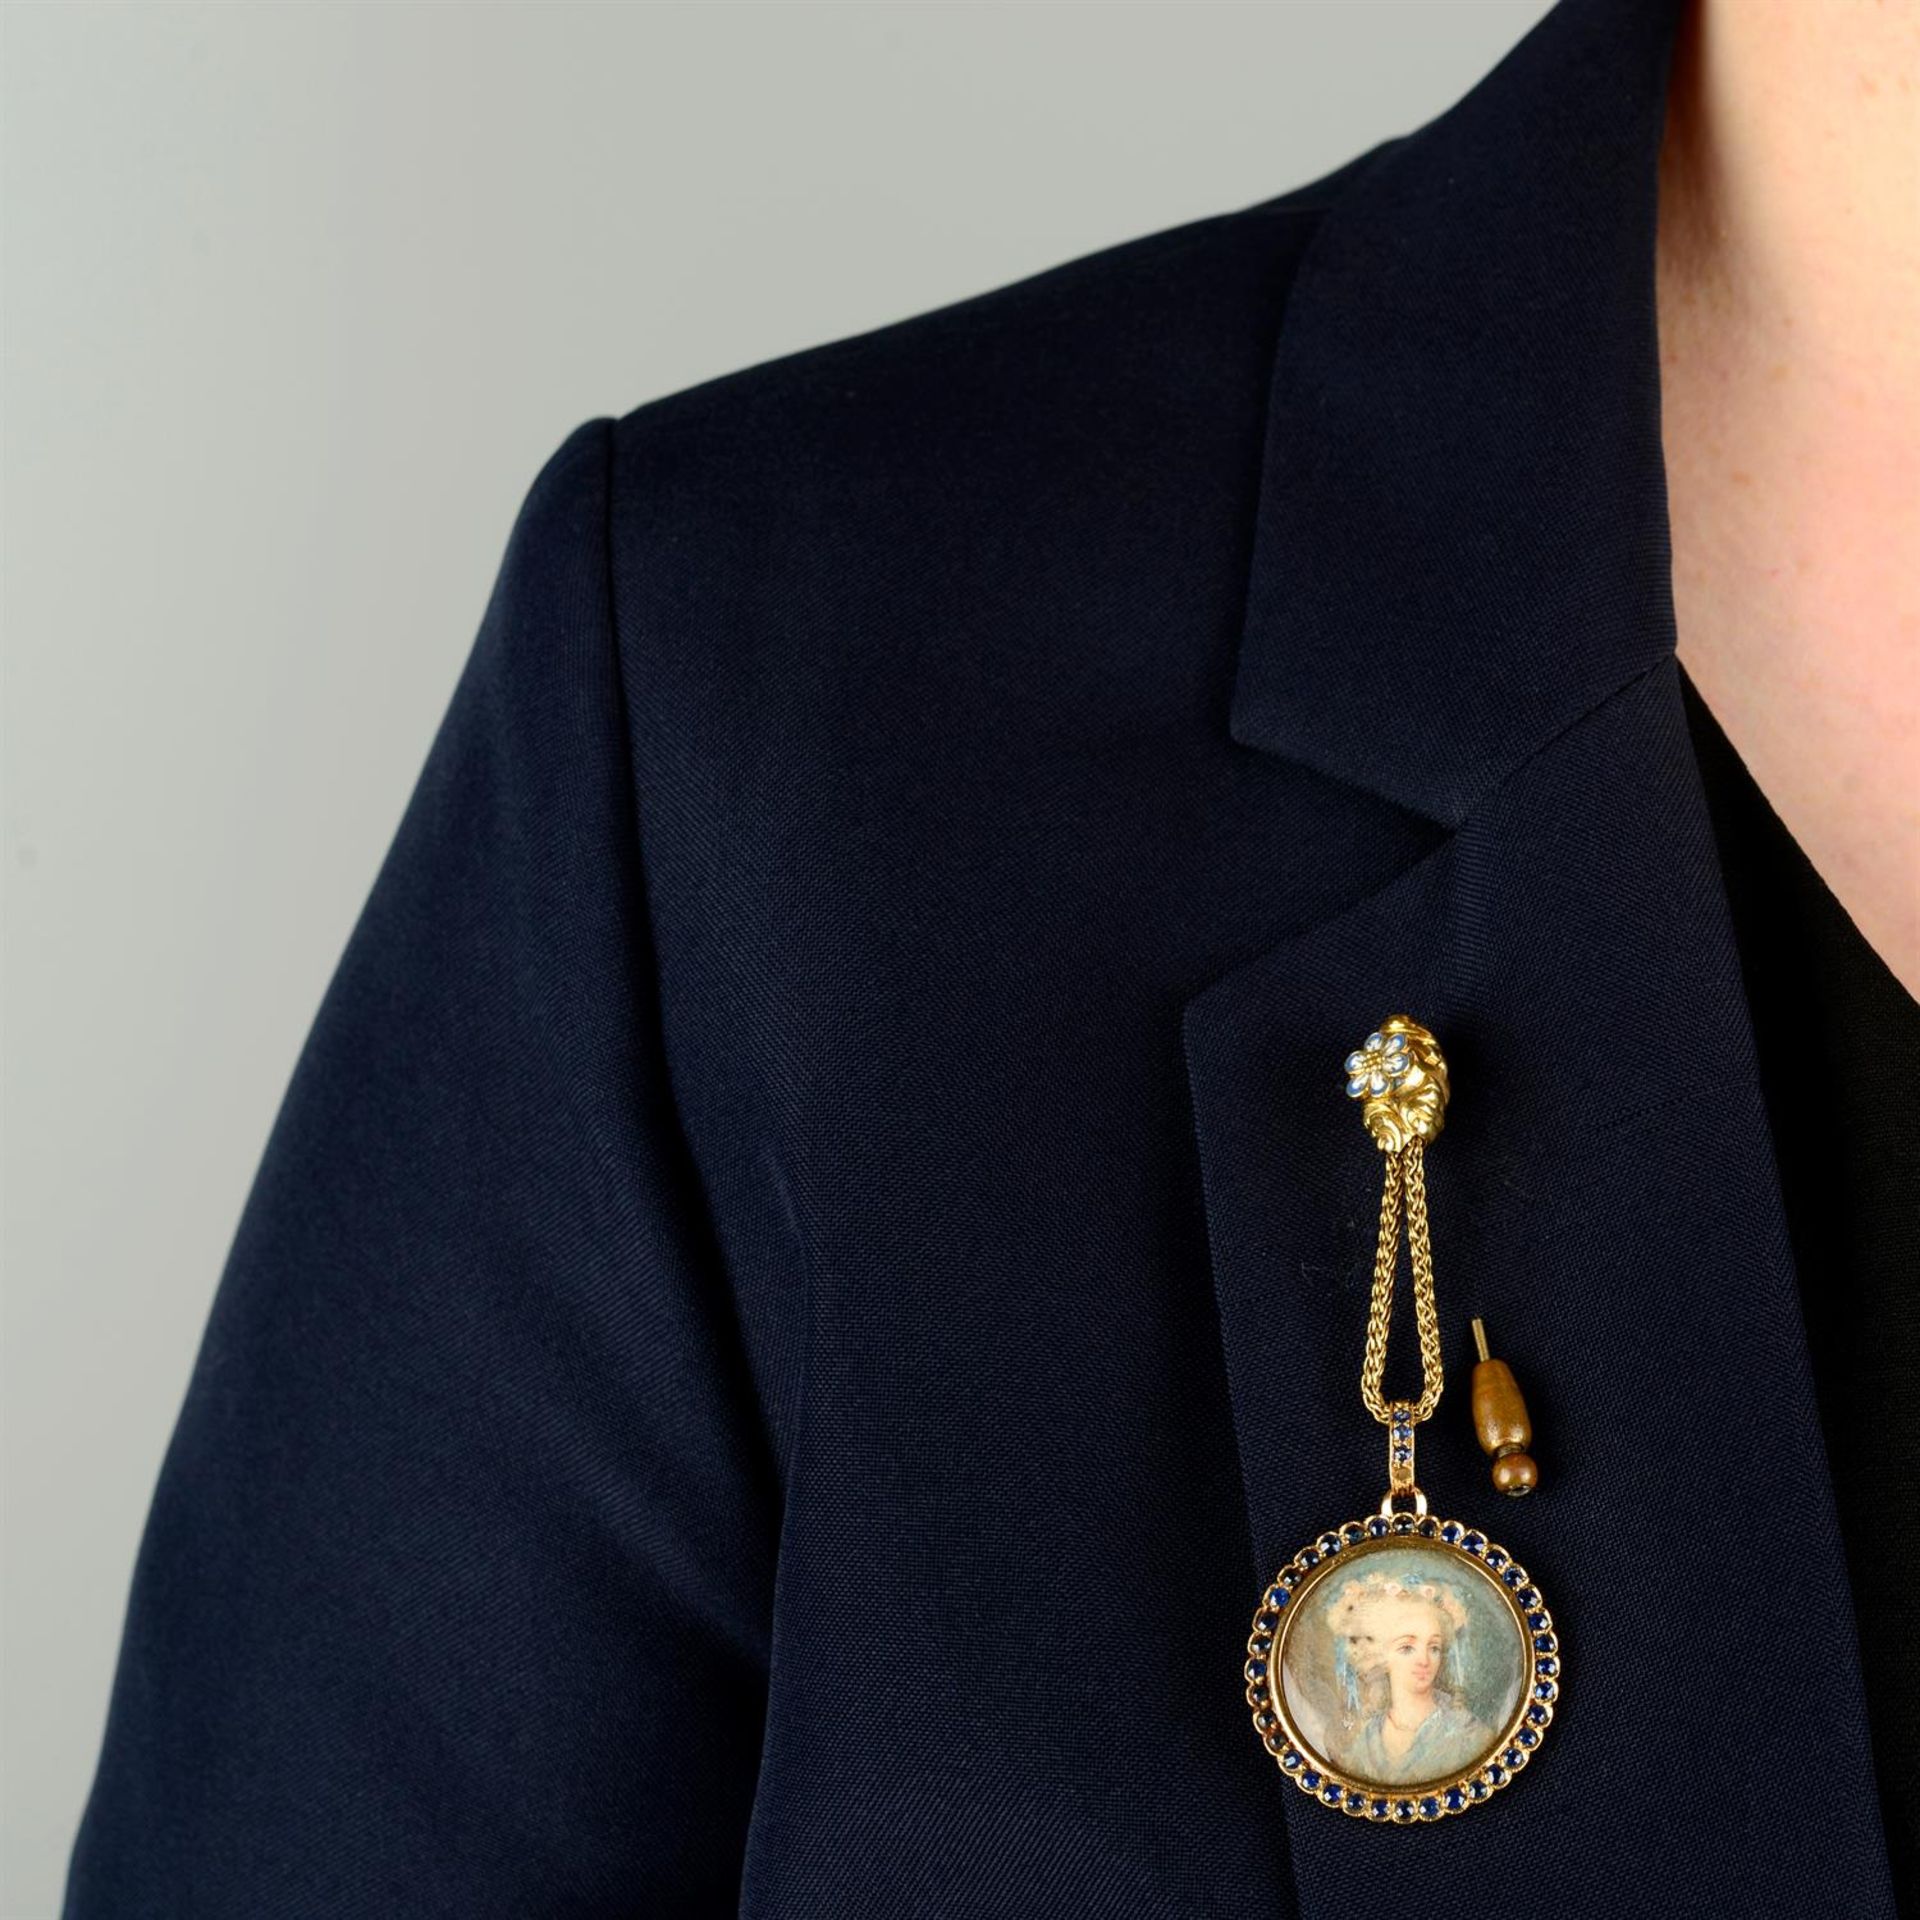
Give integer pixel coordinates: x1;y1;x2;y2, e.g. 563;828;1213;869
1359;1138;1443;1423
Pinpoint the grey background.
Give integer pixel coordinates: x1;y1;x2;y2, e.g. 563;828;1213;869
2;4;1549;1910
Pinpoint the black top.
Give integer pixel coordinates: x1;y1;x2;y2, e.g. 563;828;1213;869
1682;666;1920;1903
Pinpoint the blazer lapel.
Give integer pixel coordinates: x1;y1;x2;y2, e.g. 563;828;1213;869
1182;0;1896;1907
1230;0;1686;829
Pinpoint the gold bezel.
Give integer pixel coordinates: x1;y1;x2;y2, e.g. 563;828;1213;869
1243;1512;1559;1821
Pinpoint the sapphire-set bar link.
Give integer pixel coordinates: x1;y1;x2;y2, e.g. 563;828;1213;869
1388;1400;1417;1494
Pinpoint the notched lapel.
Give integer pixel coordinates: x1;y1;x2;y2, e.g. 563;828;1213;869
1182;659;1895;1912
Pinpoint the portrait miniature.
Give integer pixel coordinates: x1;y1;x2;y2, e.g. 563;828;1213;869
1276;1545;1524;1789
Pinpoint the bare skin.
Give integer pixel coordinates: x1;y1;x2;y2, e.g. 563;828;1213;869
1374;1598;1445;1762
1654;0;1920;999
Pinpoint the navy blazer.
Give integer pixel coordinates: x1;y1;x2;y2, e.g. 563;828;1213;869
65;0;1899;1912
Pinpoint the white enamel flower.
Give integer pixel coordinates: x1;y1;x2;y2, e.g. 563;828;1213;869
1343;1028;1412;1099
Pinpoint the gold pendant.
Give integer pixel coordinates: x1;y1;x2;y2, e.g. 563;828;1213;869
1242;1017;1560;1823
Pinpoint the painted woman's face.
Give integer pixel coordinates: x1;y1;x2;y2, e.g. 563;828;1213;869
1378;1599;1447;1698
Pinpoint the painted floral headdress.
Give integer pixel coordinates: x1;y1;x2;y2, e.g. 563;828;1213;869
1326;1568;1471;1710
1326;1570;1470;1638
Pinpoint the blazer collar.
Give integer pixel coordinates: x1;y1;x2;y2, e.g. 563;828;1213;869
1232;0;1687;830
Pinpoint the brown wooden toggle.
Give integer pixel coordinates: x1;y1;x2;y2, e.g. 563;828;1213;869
1470;1317;1539;1496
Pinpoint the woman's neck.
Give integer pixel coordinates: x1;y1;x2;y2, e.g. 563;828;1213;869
1659;0;1919;400
1655;0;1920;998
1387;1691;1435;1730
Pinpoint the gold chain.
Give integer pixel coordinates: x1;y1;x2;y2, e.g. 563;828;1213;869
1359;1141;1443;1424
1345;1016;1450;1428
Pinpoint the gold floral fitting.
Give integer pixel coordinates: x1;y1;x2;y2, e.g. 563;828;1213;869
1344;1014;1449;1153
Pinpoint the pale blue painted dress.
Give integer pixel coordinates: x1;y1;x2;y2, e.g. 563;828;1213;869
1346;1694;1494;1784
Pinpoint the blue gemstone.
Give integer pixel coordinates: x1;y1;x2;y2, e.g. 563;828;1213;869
1301;1771;1322;1791
1502;1566;1524;1587
1506;1748;1525;1767
1344;1788;1366;1810
1486;1764;1507;1786
1321;1784;1343;1806
1342;1523;1365;1544
1258;1612;1278;1632
1245;1661;1266;1681
1255;1711;1275;1731
1462;1533;1486;1554
1484;1548;1507;1569
1392;1514;1415;1533
1443;1788;1466;1812
1527;1610;1547;1630
1300;1549;1319;1567
1519;1587;1542;1608
1418;1516;1439;1535
1281;1749;1303;1771
1419;1797;1440;1818
1368;1517;1389;1537
1318;1534;1341;1555
1527;1705;1548;1725
1395;1800;1416;1821
1468;1779;1489;1801
1440;1523;1463;1543
1370;1797;1391;1819
1518;1728;1539;1747
1393;1447;1410;1463
1534;1681;1557;1701
1270;1589;1289;1609
1538;1657;1558;1677
1534;1633;1556;1652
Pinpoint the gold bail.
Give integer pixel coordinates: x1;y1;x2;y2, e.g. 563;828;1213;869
1343;1014;1449;1152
